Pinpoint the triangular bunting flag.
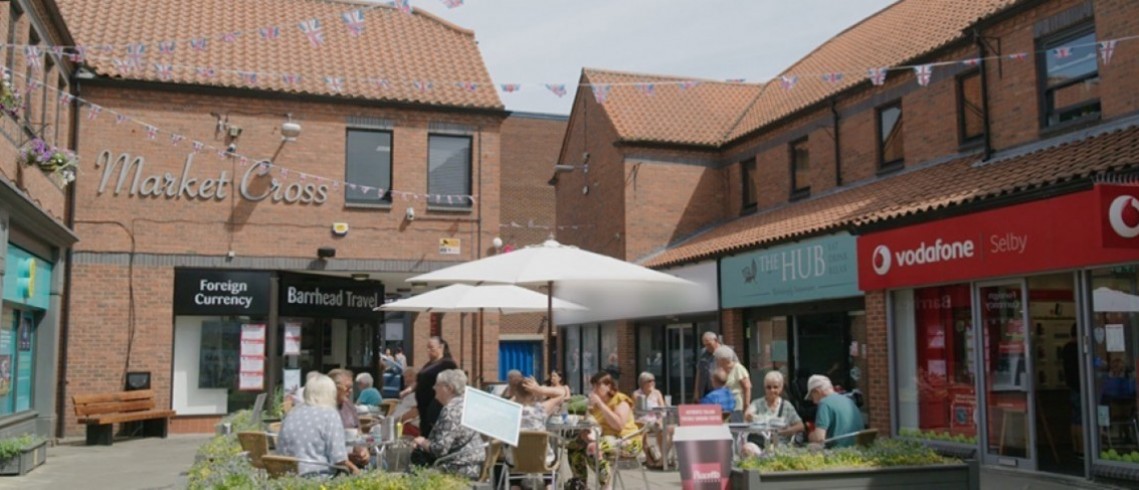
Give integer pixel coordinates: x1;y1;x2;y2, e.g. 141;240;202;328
591;84;610;103
500;83;521;93
780;75;798;90
1099;40;1118;65
868;67;888;86
342;10;365;36
913;64;933;87
545;84;567;98
299;19;324;46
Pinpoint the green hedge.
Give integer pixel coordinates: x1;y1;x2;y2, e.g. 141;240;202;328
738;439;958;473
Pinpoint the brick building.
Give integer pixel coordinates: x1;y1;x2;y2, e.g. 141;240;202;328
556;0;1139;482
55;0;524;436
0;0;78;441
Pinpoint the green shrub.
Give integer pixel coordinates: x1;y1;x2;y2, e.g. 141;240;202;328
0;434;42;461
738;438;957;473
567;395;588;415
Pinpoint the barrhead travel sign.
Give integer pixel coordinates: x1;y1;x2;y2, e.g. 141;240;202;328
857;184;1139;290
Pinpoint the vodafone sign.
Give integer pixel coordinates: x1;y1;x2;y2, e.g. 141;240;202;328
857;185;1139;290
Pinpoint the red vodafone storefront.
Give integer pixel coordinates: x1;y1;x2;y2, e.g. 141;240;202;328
858;184;1139;480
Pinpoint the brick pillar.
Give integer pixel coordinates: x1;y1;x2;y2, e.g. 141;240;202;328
617;320;637;394
720;308;745;354
864;290;891;433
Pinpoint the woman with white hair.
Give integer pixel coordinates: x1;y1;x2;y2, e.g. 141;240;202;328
744;370;804;447
355;372;382;407
715;345;752;416
277;374;359;476
411;369;481;479
632;372;669;469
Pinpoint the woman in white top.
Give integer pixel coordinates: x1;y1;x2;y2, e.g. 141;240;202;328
744;370;804;447
632;372;665;409
632;372;669;468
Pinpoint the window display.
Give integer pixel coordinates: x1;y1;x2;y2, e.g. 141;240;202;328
1090;267;1139;463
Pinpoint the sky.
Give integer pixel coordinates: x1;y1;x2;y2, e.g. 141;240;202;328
413;0;897;115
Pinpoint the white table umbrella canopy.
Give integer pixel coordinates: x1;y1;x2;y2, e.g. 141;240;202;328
375;283;585;314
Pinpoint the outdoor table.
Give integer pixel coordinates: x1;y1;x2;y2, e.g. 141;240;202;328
728;421;785;458
635;406;677;471
546;419;602;489
347;434;412;471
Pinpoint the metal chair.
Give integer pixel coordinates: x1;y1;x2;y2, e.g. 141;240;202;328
479;440;504;486
504;431;560;490
236;431;271;470
608;425;650;490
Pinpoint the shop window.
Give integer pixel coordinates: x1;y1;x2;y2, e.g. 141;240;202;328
957;71;984;144
877;102;904;171
637;324;665;385
581;324;600;384
1039;25;1099;128
427;134;472;209
563;325;581;394
344;128;392;205
173;316;264;415
1090;267;1139;464
23;32;38;127
740;159;756;214
790;138;809;199
601;324;619;382
0;309;36;415
893;285;977;444
747;315;790;384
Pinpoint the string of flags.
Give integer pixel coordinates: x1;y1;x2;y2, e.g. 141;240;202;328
1;66;478;205
500;220;594;231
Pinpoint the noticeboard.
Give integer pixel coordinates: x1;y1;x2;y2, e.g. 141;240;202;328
461;387;522;447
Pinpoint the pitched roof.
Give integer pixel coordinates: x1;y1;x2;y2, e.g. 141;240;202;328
645;122;1139;267
725;0;1019;140
583;68;763;147
57;0;503;110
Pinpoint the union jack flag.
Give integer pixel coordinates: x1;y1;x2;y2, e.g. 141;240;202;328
867;67;888;86
393;0;411;14
299;19;324;46
216;149;228;159
331;181;340;190
170;134;184;146
341;10;365;36
360;185;372;194
635;83;655;96
678;80;700;90
158;41;176;54
50;46;64;58
370;78;391;89
259;26;280;40
68;47;85;63
195;67;217;78
1007;52;1028;61
126;43;146;62
220;31;240;43
779;75;798;90
145;125;157;140
281;73;302;85
455;81;477;92
348;183;357;190
545;84;567;98
1052;47;1072;59
58;92;73;105
97;44;115;54
591;84;611;103
324;76;344;92
913;64;933;87
412;80;433;92
500;83;521;93
1099;40;1118;65
239;72;258;86
239;156;249;167
154;64;174;81
86;104;101;120
821;72;844;84
112;58;136;73
299;173;307;181
26;80;40;93
24;46;42;68
190;38;208;51
441;0;464;8
115;113;128;125
192;141;204;153
280;168;288;177
961;57;982;67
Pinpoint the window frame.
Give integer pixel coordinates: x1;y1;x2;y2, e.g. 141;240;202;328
343;127;394;207
956;70;985;146
427;133;474;210
876;101;904;172
789;137;810;200
1036;22;1100;130
740;158;757;215
4;3;22;76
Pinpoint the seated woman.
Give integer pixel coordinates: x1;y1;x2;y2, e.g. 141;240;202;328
632;372;668;468
547;369;573;398
742;370;805;454
411;369;482;479
506;377;566;488
276;374;359;477
355;372;383;407
566;372;642;490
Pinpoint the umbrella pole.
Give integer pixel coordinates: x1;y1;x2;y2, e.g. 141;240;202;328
477;308;483;387
546;280;553;379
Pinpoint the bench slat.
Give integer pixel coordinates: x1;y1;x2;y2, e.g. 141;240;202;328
81;410;175;425
73;390;155;406
75;399;156;416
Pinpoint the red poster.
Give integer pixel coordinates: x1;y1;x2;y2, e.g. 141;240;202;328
677;404;724;427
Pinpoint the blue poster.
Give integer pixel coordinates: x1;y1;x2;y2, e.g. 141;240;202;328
720;233;861;309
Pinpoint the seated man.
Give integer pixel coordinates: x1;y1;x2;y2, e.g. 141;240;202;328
805;375;864;448
700;369;736;414
355;372;383;407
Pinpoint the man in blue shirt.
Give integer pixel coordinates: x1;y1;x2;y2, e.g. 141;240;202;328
700;369;735;414
805;375;863;447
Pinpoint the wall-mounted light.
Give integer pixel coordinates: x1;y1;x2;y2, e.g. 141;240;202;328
351;273;370;281
492;237;503;251
281;120;302;141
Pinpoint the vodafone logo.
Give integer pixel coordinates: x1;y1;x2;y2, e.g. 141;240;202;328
872;245;892;275
1109;195;1139;239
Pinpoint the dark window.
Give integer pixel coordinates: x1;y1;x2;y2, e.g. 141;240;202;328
40;58;51;140
344;129;392;205
1039;25;1099;127
428;134;472;208
790;138;810;197
740;159;756;213
23;31;38;126
877;102;904;169
5;3;22;74
957;71;984;144
56;77;66;145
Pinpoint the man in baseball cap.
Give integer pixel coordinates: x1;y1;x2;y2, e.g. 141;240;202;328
805;375;864;448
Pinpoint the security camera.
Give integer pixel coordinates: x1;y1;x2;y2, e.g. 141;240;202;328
405;207;415;222
226;143;237;154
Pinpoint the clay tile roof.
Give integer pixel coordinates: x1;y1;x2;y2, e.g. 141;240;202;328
645;123;1139;267
56;0;503;110
724;0;1019;141
583;68;763;147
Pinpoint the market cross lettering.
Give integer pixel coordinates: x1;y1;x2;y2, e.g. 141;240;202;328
94;150;329;205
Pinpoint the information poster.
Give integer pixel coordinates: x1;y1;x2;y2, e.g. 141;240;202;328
238;324;265;392
283;369;301;394
461;388;522;447
283;323;302;356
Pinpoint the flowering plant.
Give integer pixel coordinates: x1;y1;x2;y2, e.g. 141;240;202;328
19;138;77;186
0;76;19;117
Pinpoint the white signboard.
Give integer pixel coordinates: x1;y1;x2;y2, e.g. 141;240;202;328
461;387;522;447
439;238;461;255
284;323;302;356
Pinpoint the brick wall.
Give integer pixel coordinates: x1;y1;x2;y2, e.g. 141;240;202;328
864;290;890;432
623;155;724;262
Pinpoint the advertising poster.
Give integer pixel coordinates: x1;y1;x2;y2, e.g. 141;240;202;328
283;323;302;356
238;324;266;392
0;355;10;397
17;314;31;352
674;425;732;490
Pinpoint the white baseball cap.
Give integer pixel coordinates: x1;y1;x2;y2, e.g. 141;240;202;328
805;375;832;400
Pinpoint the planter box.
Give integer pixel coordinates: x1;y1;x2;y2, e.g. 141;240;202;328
730;459;979;490
0;441;47;476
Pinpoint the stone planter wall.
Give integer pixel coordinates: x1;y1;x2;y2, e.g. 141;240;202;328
0;441;47;476
730;459;979;490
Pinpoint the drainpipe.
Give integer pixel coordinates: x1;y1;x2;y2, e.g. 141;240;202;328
831;98;843;186
975;28;994;161
56;79;80;438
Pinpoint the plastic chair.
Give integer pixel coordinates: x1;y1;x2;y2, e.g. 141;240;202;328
608;425;649;490
479;440;503;485
260;455;350;479
236;431;270;469
504;431;559;490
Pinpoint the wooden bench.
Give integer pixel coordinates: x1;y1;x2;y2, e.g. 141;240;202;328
72;390;176;446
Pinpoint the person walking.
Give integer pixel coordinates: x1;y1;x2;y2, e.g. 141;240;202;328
692;332;721;402
716;345;751;417
416;336;458;437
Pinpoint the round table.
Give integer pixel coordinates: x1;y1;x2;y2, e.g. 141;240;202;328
546;419;602;489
